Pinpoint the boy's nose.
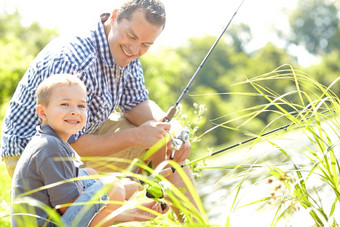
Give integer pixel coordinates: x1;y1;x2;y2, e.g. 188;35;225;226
70;107;79;115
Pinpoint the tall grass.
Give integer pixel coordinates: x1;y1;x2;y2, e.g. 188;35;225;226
196;65;340;226
0;161;11;227
2;65;340;226
242;65;340;226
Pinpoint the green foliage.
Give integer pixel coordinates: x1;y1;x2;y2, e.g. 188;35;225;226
143;38;301;160
194;69;340;226
289;0;339;55
1;3;340;225
0;162;11;227
227;23;251;53
305;49;340;95
0;10;57;108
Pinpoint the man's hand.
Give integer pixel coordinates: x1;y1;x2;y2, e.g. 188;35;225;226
134;120;171;149
166;140;191;163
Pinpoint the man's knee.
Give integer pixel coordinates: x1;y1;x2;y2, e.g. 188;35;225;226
2;156;20;178
84;112;145;172
93;112;137;136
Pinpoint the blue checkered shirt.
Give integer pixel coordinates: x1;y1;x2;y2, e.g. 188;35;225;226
1;17;149;157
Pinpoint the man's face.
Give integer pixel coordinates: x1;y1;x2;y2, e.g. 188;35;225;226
107;10;163;67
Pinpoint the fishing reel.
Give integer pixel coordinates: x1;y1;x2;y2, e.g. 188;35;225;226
169;127;190;160
141;128;189;210
145;180;171;210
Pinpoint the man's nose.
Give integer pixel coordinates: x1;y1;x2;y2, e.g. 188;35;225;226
129;43;140;55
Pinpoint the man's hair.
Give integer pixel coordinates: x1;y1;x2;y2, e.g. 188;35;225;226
36;74;87;106
117;0;166;28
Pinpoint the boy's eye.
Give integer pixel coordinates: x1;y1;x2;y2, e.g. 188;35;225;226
61;103;68;106
78;104;86;109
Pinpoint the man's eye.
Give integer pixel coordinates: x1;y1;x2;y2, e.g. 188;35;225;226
141;43;151;48
61;103;68;106
78;104;86;108
127;34;136;40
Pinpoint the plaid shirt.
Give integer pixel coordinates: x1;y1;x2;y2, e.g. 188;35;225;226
1;17;149;157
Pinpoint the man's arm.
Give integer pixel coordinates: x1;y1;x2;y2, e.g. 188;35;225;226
70;100;170;157
70;127;143;157
124;99;165;125
126;99;192;163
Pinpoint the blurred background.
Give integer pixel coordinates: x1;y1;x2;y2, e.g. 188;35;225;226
1;0;340;157
1;0;340;225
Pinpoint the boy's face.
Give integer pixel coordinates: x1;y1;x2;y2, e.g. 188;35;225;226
107;9;163;67
36;84;87;142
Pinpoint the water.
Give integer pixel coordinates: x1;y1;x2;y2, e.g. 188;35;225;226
196;123;340;226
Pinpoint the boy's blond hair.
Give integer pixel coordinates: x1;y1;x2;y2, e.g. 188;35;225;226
36;74;87;106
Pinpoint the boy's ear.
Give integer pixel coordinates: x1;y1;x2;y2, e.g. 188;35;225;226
36;105;47;120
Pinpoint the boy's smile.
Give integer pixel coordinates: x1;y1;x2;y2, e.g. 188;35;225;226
36;84;87;142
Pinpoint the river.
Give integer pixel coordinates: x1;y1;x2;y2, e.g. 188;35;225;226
196;121;340;226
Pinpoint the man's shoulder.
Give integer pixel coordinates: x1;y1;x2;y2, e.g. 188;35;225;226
36;34;97;71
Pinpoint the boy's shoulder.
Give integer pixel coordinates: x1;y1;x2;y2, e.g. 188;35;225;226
24;127;68;158
13;130;66;180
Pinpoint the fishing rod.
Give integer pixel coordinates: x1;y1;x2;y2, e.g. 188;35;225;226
144;107;333;200
140;0;245;165
145;119;296;201
156;108;332;179
162;0;246;123
143;0;246;203
155;0;246;162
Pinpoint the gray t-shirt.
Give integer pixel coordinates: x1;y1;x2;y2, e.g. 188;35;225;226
11;125;83;226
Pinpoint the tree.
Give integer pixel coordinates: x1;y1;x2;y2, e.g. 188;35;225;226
0;10;57;108
228;23;251;53
288;0;339;55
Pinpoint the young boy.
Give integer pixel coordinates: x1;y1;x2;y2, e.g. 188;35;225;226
11;74;170;226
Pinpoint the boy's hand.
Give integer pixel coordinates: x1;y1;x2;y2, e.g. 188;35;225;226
121;178;144;200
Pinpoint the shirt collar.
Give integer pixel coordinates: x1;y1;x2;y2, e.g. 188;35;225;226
37;124;60;139
37;125;75;145
94;17;127;71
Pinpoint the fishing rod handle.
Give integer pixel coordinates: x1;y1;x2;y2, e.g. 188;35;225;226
163;106;177;122
158;166;177;178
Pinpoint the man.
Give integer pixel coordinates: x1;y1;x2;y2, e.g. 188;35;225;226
1;0;196;219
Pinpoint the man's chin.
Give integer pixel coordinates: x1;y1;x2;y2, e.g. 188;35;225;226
114;55;135;67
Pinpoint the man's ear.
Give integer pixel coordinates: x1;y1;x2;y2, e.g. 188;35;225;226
36;105;47;121
110;9;119;26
